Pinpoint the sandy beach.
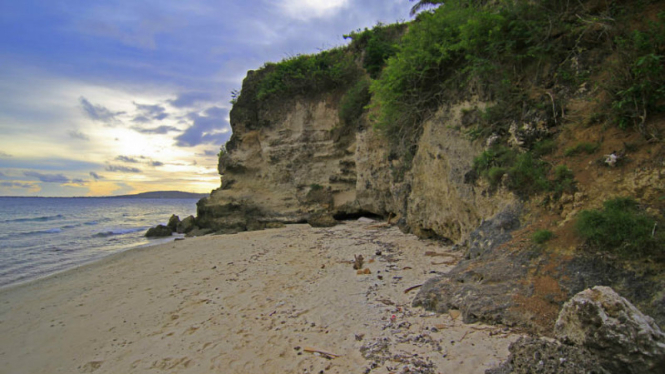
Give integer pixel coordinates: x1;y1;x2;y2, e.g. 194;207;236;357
0;220;521;374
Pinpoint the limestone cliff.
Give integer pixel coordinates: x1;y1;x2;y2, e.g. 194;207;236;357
196;0;665;335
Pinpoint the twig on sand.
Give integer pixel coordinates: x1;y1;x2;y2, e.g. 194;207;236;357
458;331;472;342
303;347;341;359
404;284;423;294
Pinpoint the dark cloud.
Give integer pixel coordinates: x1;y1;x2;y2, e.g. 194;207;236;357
132;116;150;123
203;150;218;157
89;171;104;180
79;97;125;124
1;181;34;189
131;125;181;134
68;129;90;141
175;106;231;147
70;178;88;186
151;161;164;167
115;155;139;163
0;151;12;158
168;92;213;108
132;101;168;123
23;171;70;183
105;165;142;173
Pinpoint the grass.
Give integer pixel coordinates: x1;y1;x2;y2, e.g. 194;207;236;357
564;142;599;157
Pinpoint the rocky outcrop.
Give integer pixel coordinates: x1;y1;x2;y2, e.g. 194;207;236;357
488;287;665;374
176;215;197;234
197;69;514;244
412;204;528;326
167;214;180;232
145;225;172;237
307;212;338;228
555;286;665;374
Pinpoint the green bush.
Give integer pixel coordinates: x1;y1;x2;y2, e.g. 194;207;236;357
564;142;599;157
609;12;665;136
575;197;661;258
256;48;359;101
345;23;405;79
506;152;550;197
532;139;557;157
533;230;554;244
552;164;576;196
339;78;371;127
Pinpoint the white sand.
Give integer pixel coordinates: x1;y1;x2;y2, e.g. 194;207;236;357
0;221;520;374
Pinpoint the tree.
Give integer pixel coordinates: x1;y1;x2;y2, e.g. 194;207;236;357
409;0;445;17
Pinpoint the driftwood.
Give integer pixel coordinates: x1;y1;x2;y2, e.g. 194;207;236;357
303;347;340;359
424;251;456;257
404;284;423;294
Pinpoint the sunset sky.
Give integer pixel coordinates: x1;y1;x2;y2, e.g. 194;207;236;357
0;0;412;197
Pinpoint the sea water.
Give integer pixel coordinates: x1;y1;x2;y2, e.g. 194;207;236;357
0;197;199;288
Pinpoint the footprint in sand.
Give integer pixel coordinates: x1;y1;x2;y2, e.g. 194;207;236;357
79;361;103;373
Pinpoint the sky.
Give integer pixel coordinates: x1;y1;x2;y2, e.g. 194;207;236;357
0;0;413;197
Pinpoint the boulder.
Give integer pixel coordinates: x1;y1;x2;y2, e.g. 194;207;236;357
485;336;604;374
554;286;665;374
145;225;172;237
167;214;180;232
185;227;213;237
307;212;338;228
177;215;197;234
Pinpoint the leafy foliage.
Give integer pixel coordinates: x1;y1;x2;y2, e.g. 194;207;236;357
255;48;359;101
576;197;662;259
609;12;665;137
339;78;371;127
345;23;405;79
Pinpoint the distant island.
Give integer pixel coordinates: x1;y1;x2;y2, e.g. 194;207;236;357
110;191;209;199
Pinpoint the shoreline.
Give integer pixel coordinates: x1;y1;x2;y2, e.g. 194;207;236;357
0;221;520;374
0;233;181;293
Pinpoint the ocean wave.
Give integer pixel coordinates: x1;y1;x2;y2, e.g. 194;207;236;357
92;228;145;238
3;214;64;223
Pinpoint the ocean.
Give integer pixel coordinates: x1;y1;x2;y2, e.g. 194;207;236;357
0;197;200;288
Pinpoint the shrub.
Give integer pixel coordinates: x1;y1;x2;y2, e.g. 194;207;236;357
345;23;405;79
609;12;665;138
339;78;371;127
256;48;359;101
575;197;661;258
506;152;550;197
532;139;557;157
552;164;576;195
533;230;554;244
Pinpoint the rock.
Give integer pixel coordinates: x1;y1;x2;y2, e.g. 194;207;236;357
486;336;604;374
307;212;338;228
185;227;212;237
176;215;196;234
554;286;665;374
145;225;172;237
167;214;180;232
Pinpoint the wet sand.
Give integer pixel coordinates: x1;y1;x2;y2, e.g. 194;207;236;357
0;220;520;374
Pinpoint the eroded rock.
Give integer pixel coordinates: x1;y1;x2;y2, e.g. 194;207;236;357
145;225;172;237
167;214;180;232
307;212;338;228
176;215;197;234
555;286;665;374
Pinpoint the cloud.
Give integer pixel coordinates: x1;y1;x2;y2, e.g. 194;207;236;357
132;101;168;123
168;92;213;108
151;161;164;167
89;171;104;180
23;171;70;183
0;171;4;177
79;97;125;124
0;151;12;158
277;0;350;21
203;150;218;157
68;129;90;141
105;165;142;173
115;155;139;163
131;125;181;134
0;181;34;189
175;106;231;147
70;178;88;186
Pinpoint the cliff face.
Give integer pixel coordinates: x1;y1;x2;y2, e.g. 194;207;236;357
197;70;516;241
197;1;665;334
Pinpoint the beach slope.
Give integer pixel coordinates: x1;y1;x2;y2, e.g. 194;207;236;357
0;221;520;374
